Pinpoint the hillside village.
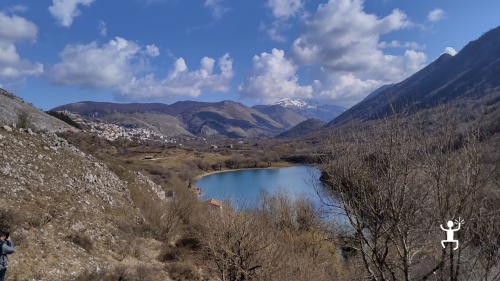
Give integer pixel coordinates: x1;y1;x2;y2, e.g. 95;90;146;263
76;116;178;144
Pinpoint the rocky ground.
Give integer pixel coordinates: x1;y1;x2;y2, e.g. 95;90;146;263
0;127;172;280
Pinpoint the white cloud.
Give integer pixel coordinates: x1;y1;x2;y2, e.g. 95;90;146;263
204;0;229;19
49;0;95;27
145;44;160;57
317;49;425;107
51;37;139;88
50;37;233;99
377;40;401;49
400;49;427;74
427;8;445;22
0;12;43;82
292;0;413;72
266;0;304;19
121;54;233;98
316;73;381;105
264;0;304;42
239;48;313;103
5;5;29;14
378;40;425;51
444;47;457;56
98;20;107;37
0;41;20;65
289;0;426;106
405;41;426;51
260;20;290;43
0;41;44;79
0;12;38;42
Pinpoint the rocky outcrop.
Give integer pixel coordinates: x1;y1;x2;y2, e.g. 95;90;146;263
0;88;75;133
0;128;168;280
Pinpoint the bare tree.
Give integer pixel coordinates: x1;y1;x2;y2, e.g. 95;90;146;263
321;114;499;281
202;208;275;281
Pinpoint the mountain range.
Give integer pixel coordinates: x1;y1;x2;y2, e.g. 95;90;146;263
52;99;345;138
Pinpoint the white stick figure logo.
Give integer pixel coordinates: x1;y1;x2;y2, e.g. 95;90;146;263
440;217;464;250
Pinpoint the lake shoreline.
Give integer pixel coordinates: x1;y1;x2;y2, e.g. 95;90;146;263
193;162;303;180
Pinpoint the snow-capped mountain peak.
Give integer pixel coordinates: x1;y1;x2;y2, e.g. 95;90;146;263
275;99;316;109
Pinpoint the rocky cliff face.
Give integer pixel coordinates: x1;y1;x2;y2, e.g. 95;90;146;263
0;127;169;280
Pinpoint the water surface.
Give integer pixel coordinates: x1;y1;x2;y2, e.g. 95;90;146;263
196;165;328;209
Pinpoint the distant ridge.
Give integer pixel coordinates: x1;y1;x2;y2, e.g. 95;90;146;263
54;98;345;138
252;104;308;129
276;118;326;139
253;99;345;123
54;100;286;138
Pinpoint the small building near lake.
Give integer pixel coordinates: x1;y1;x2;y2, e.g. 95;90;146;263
207;198;223;209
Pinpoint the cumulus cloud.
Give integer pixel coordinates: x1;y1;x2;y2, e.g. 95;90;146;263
378;40;425;51
288;0;426;106
263;0;304;42
0;12;43;82
121;54;233;98
266;0;304;19
4;5;29;14
145;44;160;57
0;12;38;42
51;37;139;88
204;0;229;19
444;47;457;56
49;0;95;27
0;42;44;79
50;37;233;99
260;21;290;43
292;0;413;72
98;20;107;37
427;8;445;22
316;73;381;104
239;48;313;103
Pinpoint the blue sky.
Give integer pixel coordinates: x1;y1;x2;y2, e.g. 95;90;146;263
1;0;499;110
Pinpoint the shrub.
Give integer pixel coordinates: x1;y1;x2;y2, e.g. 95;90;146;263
0;208;15;234
211;162;223;170
148;167;164;176
166;262;202;281
16;111;32;129
193;159;209;171
176;236;201;251
159;245;180;262
67;233;94;252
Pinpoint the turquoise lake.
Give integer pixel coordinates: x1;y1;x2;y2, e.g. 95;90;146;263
196;165;331;209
